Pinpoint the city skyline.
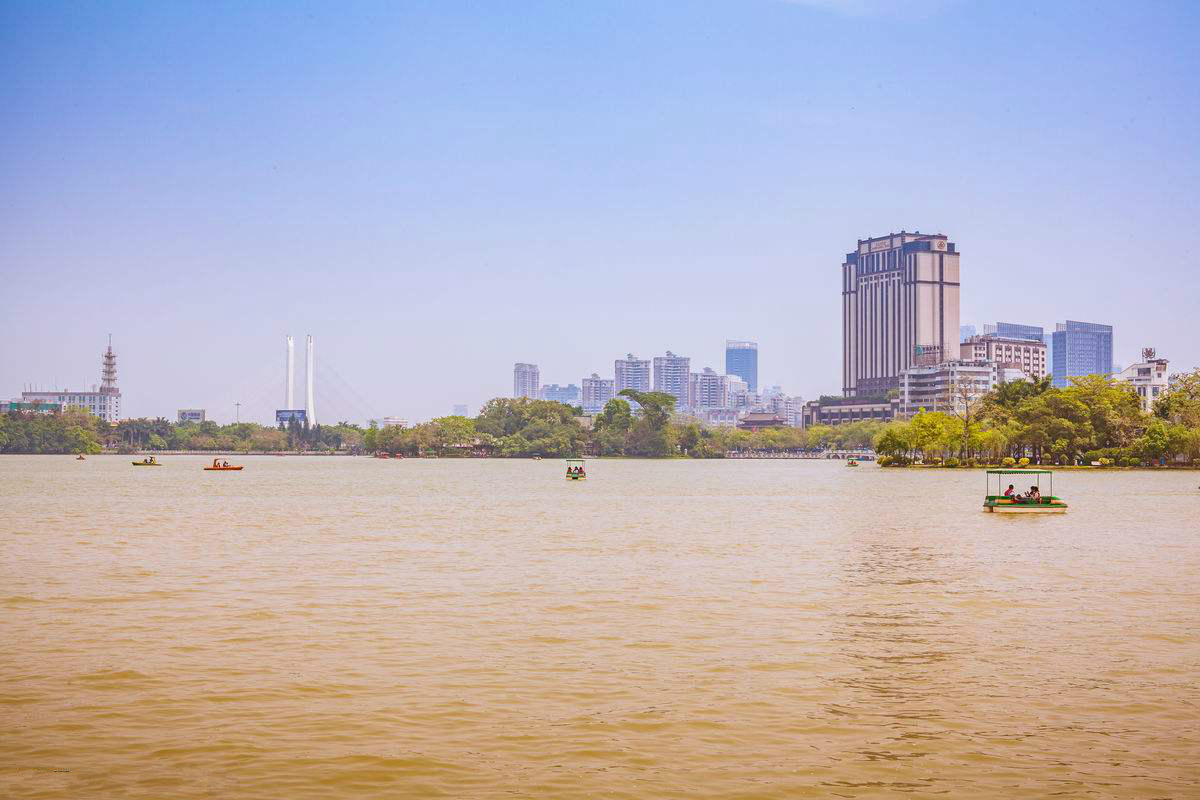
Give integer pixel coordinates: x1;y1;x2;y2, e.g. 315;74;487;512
2;2;1198;423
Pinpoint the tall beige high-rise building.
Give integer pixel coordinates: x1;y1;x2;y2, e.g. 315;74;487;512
513;362;540;399
614;354;651;393
652;351;690;407
842;231;960;397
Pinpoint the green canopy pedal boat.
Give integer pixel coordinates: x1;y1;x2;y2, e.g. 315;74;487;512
984;469;1067;513
565;458;586;481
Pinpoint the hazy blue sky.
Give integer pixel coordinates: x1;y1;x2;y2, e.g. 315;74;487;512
2;1;1198;423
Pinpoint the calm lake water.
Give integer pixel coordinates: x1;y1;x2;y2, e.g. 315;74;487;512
1;455;1197;799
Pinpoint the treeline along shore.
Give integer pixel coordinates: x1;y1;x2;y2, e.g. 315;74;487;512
3;371;1199;467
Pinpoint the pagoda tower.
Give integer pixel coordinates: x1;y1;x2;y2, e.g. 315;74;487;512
101;335;119;396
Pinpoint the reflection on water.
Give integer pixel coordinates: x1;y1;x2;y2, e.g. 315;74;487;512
1;455;1197;799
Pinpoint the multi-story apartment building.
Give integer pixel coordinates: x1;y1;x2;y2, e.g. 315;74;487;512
1114;348;1169;413
688;368;728;410
842;231;961;397
614;354;651;393
581;374;615;414
652;351;690;408
513;362;540;399
724;340;758;393
540;384;581;405
1051;320;1113;388
960;334;1048;380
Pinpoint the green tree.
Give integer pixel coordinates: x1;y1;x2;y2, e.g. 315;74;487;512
617;390;677;457
594;398;633;434
1155;368;1200;428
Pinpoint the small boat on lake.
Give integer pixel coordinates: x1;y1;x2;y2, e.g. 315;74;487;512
132;456;163;467
983;468;1067;513
847;459;859;467
76;455;86;460
204;458;243;471
565;458;586;481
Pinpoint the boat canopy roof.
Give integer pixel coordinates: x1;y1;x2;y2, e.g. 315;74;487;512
566;458;585;464
986;468;1052;474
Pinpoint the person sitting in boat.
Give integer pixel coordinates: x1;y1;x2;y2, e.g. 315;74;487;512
213;459;220;468
222;460;229;468
1004;484;1015;498
1028;485;1041;503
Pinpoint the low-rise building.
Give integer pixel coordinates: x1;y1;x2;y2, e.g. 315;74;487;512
801;398;898;427
1114;348;1169;413
21;389;120;422
177;409;206;423
1;401;62;414
694;408;739;426
737;412;787;431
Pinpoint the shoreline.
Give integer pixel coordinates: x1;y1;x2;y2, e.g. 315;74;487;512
5;452;1197;469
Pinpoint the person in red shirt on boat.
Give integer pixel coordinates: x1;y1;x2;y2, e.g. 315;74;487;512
1004;484;1015;498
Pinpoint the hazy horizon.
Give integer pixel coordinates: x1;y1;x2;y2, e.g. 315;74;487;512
3;1;1198;424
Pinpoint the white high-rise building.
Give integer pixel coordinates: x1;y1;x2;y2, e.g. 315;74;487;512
842;231;961;397
652;351;690;408
614;354;651;393
688;368;729;410
581;374;615;414
513;363;540;399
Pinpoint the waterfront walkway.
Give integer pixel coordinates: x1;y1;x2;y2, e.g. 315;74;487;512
726;449;875;460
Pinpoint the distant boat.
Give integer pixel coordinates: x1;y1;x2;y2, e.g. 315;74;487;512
846;459;859;467
204;458;243;471
75;455;86;460
132;457;162;466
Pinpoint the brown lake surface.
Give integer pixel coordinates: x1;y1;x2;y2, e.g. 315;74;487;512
2;455;1198;798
